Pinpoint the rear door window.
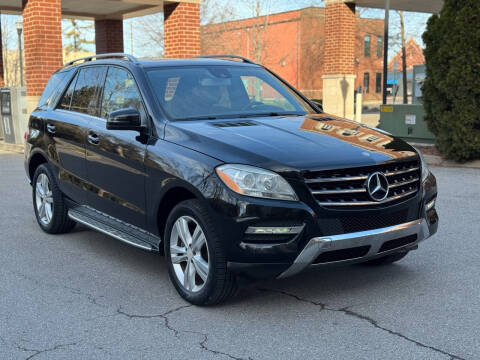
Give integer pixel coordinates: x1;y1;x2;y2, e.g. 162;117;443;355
58;73;78;111
69;66;106;117
38;69;74;109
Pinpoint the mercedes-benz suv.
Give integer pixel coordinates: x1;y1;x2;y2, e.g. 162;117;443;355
24;54;438;305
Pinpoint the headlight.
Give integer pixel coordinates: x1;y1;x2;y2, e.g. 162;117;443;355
216;164;298;201
416;148;430;182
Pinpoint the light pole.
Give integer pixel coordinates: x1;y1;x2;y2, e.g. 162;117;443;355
16;20;24;87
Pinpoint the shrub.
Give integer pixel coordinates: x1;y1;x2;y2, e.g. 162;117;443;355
422;0;480;162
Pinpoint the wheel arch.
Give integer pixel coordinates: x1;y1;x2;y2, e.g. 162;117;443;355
28;151;49;181
156;185;200;242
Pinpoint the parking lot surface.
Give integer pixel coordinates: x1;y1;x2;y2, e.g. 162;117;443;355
1;152;479;360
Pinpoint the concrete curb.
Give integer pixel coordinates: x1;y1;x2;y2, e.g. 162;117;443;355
0;141;24;154
425;154;480;169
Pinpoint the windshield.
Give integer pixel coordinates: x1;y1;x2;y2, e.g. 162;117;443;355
146;65;314;120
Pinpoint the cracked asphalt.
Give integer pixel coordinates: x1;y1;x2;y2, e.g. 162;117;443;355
1;152;479;360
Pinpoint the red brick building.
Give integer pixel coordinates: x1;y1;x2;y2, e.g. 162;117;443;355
388;38;425;71
202;7;385;102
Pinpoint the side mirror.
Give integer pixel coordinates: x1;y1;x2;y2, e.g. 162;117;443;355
106;108;142;131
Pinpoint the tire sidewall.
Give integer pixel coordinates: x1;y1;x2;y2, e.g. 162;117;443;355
164;200;222;305
32;164;65;233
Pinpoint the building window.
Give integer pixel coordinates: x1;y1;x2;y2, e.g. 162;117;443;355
364;72;370;93
377;36;383;58
364;35;371;57
376;73;382;93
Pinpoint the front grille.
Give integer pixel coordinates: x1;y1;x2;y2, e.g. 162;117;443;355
304;159;420;208
340;210;408;233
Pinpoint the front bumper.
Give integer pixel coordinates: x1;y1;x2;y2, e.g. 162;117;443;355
278;218;431;278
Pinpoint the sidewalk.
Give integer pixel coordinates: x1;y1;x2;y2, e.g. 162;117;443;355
0;141;24;154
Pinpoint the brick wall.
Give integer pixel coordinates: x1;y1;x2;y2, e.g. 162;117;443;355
164;2;200;58
355;17;384;101
323;1;356;75
23;0;63;97
95;19;124;54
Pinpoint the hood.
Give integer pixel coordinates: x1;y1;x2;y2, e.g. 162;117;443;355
164;114;418;173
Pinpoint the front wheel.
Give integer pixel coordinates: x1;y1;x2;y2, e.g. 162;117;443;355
164;199;237;305
32;164;76;234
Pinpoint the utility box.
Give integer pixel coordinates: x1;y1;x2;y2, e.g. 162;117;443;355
0;87;28;144
378;104;435;144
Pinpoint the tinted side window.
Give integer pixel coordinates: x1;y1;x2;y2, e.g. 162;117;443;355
101;67;144;120
38;69;74;109
58;72;78;111
70;67;106;116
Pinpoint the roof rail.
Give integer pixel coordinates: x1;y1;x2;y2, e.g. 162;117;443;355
195;55;256;64
64;53;139;68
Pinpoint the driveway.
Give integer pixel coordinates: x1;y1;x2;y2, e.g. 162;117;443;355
1;151;479;360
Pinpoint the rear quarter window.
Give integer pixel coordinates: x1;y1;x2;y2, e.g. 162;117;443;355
37;69;74;109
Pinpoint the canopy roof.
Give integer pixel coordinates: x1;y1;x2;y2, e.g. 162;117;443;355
352;0;443;13
0;0;200;19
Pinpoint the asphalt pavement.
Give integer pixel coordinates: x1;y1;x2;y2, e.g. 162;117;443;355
1;151;479;360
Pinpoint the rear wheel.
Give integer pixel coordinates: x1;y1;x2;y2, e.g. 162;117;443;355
32;164;76;234
164;199;237;305
362;251;409;266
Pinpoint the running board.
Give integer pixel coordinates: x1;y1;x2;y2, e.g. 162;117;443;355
68;206;160;252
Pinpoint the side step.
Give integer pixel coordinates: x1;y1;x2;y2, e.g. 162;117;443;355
68;206;160;252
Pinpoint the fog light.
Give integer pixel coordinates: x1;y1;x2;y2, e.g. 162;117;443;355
425;199;436;211
245;226;304;234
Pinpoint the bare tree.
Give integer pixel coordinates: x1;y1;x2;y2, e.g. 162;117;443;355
63;19;95;55
1;14;23;87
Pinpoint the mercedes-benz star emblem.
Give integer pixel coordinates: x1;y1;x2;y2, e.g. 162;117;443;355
366;172;389;202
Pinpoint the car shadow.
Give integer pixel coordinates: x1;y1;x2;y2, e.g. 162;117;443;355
68;224;420;307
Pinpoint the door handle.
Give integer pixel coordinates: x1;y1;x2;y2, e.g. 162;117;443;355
46;123;56;134
88;132;99;145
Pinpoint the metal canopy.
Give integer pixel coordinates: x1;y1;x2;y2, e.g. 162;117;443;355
0;0;199;19
351;0;443;13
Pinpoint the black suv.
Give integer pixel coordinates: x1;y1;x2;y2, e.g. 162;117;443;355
25;54;438;305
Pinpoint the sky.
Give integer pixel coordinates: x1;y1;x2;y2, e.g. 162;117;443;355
1;1;432;60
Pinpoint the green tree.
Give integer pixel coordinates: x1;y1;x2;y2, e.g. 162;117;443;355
63;19;94;54
422;0;480;162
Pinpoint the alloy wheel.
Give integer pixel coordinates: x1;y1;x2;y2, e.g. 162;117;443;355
169;216;210;292
35;173;54;226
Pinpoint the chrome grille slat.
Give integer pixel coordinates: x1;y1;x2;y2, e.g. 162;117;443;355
389;177;419;189
317;189;418;207
306;175;368;183
304;159;421;208
385;167;419;176
312;188;366;195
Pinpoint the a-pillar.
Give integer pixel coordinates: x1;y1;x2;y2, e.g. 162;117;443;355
322;0;356;120
163;1;200;58
95;19;124;54
22;0;63;114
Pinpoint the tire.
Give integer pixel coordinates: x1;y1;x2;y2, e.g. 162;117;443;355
32;163;76;234
164;199;238;306
362;251;409;266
